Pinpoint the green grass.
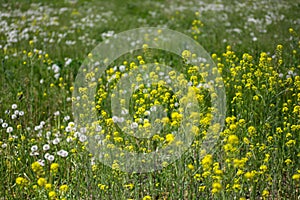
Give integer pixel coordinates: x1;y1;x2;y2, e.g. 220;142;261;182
0;0;300;199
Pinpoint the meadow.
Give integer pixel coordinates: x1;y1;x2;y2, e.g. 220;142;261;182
0;0;300;199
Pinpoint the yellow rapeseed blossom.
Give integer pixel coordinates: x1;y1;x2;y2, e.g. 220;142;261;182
16;177;28;186
59;184;68;192
227;134;239;144
201;154;213;170
187;164;195;170
37;178;47;187
50;163;59;173
48;191;56;199
142;195;152;200
292;174;300;180
212;182;222;194
31;161;43;174
165;134;174;143
244;171;256;180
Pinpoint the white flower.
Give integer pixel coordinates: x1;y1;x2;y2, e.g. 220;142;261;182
1;143;7;148
6;127;13;133
46;131;51;139
55;132;61;138
37;131;42;137
34;125;41;131
19;111;24;116
65;126;71;132
31;145;38;152
2;123;8;128
95;125;102;132
119;65;126;72
57;149;68;157
14;110;19;115
131;122;138;129
150;106;157;112
46;154;54;161
80;127;86;133
40;121;45;126
52;64;60;73
66;137;73;143
12;104;17;109
64;116;70;121
54;111;60;116
45;153;49;158
121;109;129;115
38;159;45;166
144;111;150;116
54;73;60;79
79;135;87;142
12;135;18;139
279;73;283;78
118;117;124;123
65;58;72;66
11;114;17;120
0;119;3;124
112;116;119;123
30;152;39;156
52;138;60;145
43;144;50;151
74;132;81;138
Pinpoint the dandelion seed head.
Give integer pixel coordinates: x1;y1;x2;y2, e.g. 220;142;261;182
7;127;13;133
12;104;17;109
31;145;38;152
43;144;50;151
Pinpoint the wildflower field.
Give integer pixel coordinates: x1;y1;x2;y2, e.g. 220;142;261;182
1;0;300;199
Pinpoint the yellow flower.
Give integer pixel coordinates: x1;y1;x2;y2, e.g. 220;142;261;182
45;183;52;190
31;161;43;174
262;190;269;197
50;163;59;173
142;195;152;200
48;191;56;199
165;134;174;143
276;44;283;51
182;50;191;59
243;137;250;145
60;184;68;192
16;177;27;186
201;154;213;170
248;126;257;136
227;134;239;144
259;165;268;172
98;184;108;191
212;182;222;194
187;164;195;170
285;159;292;165
37;178;47;187
232;183;241;191
244;171;256;180
292;174;300;180
124;183;134;190
199;185;206;192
